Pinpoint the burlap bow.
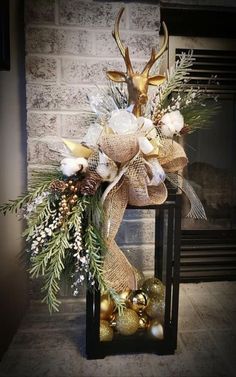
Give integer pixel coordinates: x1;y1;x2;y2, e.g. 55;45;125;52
98;134;188;292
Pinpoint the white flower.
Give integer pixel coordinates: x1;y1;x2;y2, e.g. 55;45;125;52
137;117;157;138
60;157;88;177
160;110;184;138
108;109;138;134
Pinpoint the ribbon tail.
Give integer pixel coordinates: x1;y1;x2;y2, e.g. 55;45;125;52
102;179;137;291
166;173;207;220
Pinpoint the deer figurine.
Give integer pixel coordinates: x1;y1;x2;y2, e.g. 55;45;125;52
107;7;168;117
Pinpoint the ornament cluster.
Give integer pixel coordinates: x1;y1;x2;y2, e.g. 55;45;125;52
99;277;165;342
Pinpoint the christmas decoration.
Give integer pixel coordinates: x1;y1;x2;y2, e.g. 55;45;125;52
148;319;164;340
127;290;148;313
100;320;114;342
138;313;150;330
145;297;165;321
115;309;140;336
0;6;218;316
142;277;165;299
100;294;115;320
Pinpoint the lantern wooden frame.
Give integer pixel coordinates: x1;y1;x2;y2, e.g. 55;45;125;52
86;191;182;359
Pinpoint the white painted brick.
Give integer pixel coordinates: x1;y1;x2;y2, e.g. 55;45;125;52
27;137;63;165
26;56;57;83
129;3;160;31
61;58;125;84
27;112;59;137
26;27;93;55
60;113;91;138
59;0;126;28
27;84;92;110
25;0;55;25
95;31;160;59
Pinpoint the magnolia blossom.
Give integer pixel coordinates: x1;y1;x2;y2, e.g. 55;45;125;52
60;157;88;177
160;110;184;138
108;109;138;134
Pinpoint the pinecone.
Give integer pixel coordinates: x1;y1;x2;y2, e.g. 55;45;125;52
80;171;102;195
50;179;67;192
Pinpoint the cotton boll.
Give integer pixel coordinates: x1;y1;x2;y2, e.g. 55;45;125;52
171;110;184;133
161;110;184;138
60;157;88;177
108;109;138;134
96;151;118;182
160;113;175;137
137;117;157;138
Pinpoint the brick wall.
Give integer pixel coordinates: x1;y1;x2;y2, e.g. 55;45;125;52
25;0;161;296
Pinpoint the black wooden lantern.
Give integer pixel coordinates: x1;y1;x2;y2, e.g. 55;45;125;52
86;191;182;359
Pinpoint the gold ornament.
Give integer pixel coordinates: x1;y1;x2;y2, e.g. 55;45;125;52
134;268;145;288
138;313;149;330
100;294;115;320
100;320;114;342
128;289;148;313
118;289;131;303
142;277;165;299
148;319;164;340
116;309;139;335
145;297;165;321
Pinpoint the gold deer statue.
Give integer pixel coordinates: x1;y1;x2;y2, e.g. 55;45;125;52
107;7;168;117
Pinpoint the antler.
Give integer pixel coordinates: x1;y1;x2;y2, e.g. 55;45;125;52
142;22;168;76
112;7;134;74
112;7;126;58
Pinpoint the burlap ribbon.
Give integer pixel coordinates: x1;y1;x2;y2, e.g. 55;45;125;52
99;135;188;292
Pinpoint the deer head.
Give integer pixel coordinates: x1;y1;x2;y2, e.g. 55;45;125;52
107;7;168;117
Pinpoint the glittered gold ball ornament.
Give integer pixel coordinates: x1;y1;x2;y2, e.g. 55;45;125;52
100;294;115;320
116;309;139;335
134;268;145;289
138;313;149;330
128;289;148;313
100;320;114;342
148;319;164;340
145;297;165;321
142;277;164;299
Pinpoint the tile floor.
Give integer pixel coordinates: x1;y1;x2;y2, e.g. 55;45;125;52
0;282;236;377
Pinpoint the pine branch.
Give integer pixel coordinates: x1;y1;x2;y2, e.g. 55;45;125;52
0;169;61;216
151;52;194;119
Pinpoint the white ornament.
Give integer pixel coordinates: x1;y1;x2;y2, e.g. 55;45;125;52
138;136;154;154
161;110;184;138
108;109;138;134
60;157;88;177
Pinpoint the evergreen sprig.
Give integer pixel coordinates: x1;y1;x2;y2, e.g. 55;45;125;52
151;52;194;115
0;169;61;215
